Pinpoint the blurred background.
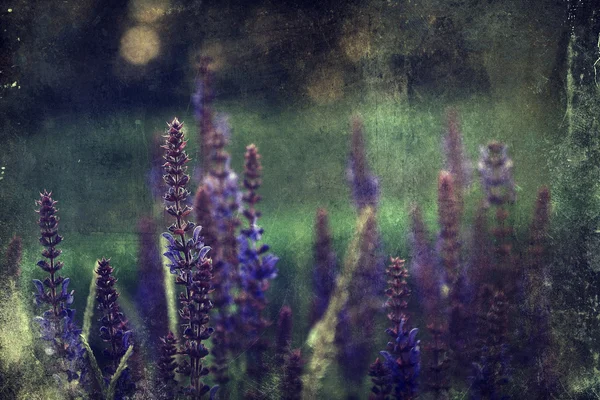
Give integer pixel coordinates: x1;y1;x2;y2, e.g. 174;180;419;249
1;0;600;397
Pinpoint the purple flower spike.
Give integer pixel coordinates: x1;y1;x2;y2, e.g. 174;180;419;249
371;257;420;399
95;257;136;398
478;141;516;207
346;116;380;210
161;117;215;397
32;191;87;394
234;144;278;385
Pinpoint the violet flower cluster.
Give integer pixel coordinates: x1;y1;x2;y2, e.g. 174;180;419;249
192;57;215;179
33;191;87;386
202;116;241;385
371;257;420;400
192;63;241;387
161;117;216;398
478;142;516;208
442;109;472;213
236;144;279;383
95;257;136;398
346;117;380;210
469;291;511;400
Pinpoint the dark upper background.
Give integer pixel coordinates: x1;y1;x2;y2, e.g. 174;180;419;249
0;0;585;123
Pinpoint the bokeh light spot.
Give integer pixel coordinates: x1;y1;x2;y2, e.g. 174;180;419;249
340;16;373;63
120;25;161;66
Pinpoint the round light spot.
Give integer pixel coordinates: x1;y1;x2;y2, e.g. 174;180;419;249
120;26;161;65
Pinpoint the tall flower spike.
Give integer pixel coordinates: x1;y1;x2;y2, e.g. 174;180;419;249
281;349;304;400
157;331;179;400
346;116;379;210
438;171;470;366
201;116;241;387
33;191;87;392
34;191;68;317
368;358;392;400
438;171;461;286
478;141;516;208
192;57;215;180
236;144;278;385
443;108;471;214
409;206;440;315
409;206;449;398
95;257;136;398
470;291;511;400
192;64;239;389
378;257;420;400
161;117;216;398
478;141;516;288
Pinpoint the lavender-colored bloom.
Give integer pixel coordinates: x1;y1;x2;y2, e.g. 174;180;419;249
346;117;380;210
469;291;511;400
235;144;278;384
376;258;420;400
281;349;304;400
156;331;179;399
478;142;516;207
409;207;449;397
193;110;242;387
380;324;421;399
161;117;216;398
478;141;517;290
203;116;241;304
437;171;471;365
443;109;472;211
369;358;392;400
193;57;216;180
409;206;441;314
32;191;88;391
95;257;136;399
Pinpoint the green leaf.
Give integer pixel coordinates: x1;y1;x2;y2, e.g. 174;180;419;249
80;334;106;398
106;345;134;400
